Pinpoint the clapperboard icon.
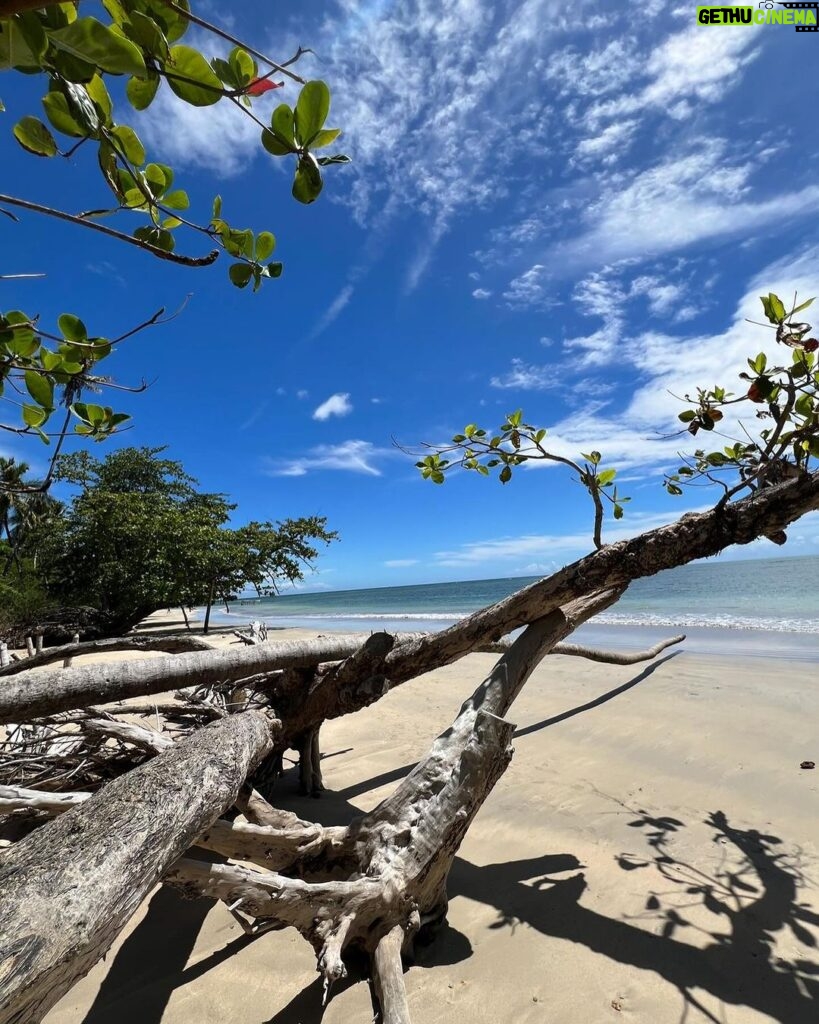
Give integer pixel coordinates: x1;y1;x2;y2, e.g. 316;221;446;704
777;1;819;31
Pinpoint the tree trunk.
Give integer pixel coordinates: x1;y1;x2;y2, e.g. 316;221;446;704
0;634;371;725
203;579;215;635
0;634;213;677
0;709;278;1024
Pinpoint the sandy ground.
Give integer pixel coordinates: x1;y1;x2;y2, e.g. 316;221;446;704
39;612;819;1024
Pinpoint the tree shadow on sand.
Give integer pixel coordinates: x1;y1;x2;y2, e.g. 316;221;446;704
75;653;816;1024
450;808;818;1024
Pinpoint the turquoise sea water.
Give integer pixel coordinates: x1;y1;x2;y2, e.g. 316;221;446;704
204;554;819;661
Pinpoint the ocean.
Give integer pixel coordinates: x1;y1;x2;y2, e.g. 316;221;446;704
204;553;819;661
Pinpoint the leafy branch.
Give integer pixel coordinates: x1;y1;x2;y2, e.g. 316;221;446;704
412;290;818;550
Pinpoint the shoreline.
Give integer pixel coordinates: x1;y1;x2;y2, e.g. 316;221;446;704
185;606;819;663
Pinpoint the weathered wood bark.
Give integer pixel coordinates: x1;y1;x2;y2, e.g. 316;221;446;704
0;710;279;1024
0;785;90;815
167;591;621;1023
552;633;685;664
0;635;371;725
0;634;214;678
372;926;412;1024
277;473;819;737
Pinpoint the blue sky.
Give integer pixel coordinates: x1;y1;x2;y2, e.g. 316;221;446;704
3;0;819;591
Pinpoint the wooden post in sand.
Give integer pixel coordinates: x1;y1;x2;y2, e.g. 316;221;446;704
62;634;80;670
0;643;8;668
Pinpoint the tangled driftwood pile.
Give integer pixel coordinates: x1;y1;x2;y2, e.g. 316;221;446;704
0;473;817;1024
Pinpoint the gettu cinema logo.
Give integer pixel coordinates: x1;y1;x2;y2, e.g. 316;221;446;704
697;2;819;29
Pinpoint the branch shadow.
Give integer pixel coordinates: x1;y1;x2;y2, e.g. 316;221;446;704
450;808;818;1024
514;652;679;739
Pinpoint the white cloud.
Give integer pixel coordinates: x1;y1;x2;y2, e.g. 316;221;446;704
384;558;419;568
583;26;761;128
313;392;353;421
297;389;309;399
434;507;709;568
472;288;492;300
307;285;354;340
546;38;642;99
574;120;638;162
490;358;560;390
502;264;559;309
263;439;390;477
553;144;819;273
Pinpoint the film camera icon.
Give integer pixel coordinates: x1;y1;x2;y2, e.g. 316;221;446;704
761;1;819;31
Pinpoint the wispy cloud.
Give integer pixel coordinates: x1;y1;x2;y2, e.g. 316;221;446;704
434;507;709;568
472;288;492;300
490;358;560;390
263;439;391;477
313;392;353;421
306;285;355;341
384;558;418;567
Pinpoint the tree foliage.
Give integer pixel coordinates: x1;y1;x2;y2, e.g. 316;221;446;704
416;293;819;549
25;446;338;633
1;1;347;482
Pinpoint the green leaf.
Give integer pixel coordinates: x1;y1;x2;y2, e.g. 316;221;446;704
144;162;170;196
613;503;624;520
768;293;786;322
266;261;283;279
126;70;160;110
228;46;255;85
60;80;100;134
211;56;238;88
792;296;815;316
678;409;696;423
166;45;223;106
24;370;54;409
499;465;512;484
134;226;175;251
294;81;330;145
666;483;683;496
261;128;293;156
0;17;43;70
597;468;617;487
86;74;113;122
255;231;275;261
111;124;145;165
42;90;84;137
229;263;254;288
124;10;169;60
143;0;189;43
271;103;296;146
162;189;189;211
309;127;341;149
13;116;58;157
50;17;146;76
22;404;47;428
58;313;88;342
292;155;323;204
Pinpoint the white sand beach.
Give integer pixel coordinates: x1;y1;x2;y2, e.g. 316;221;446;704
43;616;818;1024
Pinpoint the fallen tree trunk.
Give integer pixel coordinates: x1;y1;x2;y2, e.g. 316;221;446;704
0;634;371;725
279;473;818;737
166;591;621;1021
0;709;279;1024
0;634;214;677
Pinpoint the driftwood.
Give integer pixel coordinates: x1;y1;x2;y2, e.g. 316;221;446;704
0;633;214;678
1;471;818;1023
0;710;279;1024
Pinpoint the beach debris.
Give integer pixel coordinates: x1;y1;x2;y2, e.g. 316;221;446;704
800;761;815;770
